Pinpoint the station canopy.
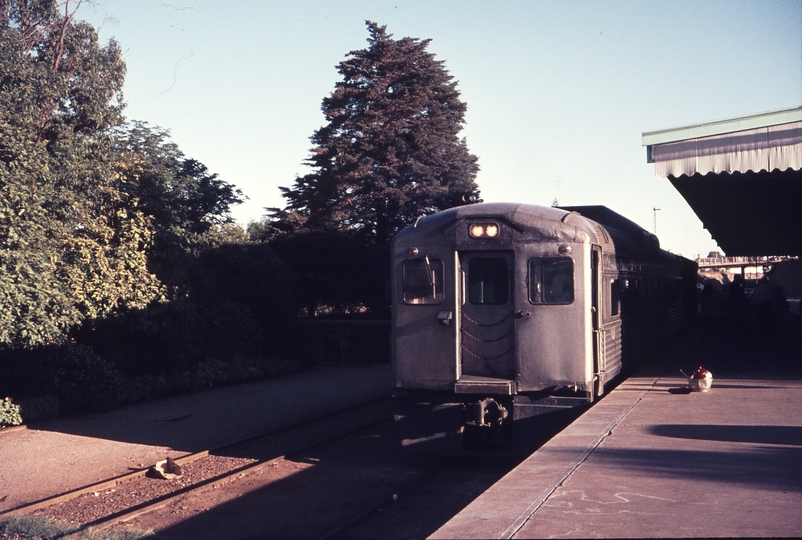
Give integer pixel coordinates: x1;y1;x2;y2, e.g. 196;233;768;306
643;106;802;256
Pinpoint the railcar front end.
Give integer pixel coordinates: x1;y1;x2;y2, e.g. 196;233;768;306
391;203;601;453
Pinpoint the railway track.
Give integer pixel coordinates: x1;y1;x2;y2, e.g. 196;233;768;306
81;413;524;539
314;465;442;540
3;392;581;539
313;415;584;540
101;416;516;540
1;396;391;537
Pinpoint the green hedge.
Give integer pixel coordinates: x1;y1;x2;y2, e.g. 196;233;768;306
0;342;299;422
297;320;390;365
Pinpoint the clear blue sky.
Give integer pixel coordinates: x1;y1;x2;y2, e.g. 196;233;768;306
79;0;802;258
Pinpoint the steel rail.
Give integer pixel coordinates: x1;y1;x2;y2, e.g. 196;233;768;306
314;468;441;540
89;415;392;535
0;395;390;518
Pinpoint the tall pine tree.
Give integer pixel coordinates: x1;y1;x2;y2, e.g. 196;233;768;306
277;21;480;246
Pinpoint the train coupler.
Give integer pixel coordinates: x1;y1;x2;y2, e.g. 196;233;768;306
467;398;509;428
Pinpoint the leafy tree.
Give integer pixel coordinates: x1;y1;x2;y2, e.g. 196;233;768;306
276;21;480;246
113;122;244;237
0;1;242;345
0;0;150;345
111;121;244;295
1;1;303;413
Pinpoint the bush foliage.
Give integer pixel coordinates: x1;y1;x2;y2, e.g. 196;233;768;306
0;2;305;423
0;342;300;419
0;397;22;427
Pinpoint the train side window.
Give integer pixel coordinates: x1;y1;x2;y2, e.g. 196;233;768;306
610;278;620;316
403;258;444;305
468;258;509;304
529;258;574;304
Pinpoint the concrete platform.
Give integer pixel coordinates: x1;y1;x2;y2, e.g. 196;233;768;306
0;364;392;512
432;312;802;539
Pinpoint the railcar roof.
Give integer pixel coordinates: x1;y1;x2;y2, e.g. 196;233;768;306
401;203;672;259
448;202;571;224
558;205;653;243
400;202;598;241
560;205;666;258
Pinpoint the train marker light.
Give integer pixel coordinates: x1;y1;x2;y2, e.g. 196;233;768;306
408;247;419;257
469;223;501;239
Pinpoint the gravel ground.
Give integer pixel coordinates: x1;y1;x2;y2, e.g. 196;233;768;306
105;420;428;539
6;398;392;539
33;454;258;527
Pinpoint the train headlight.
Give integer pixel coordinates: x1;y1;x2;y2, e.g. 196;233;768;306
469;223;501;239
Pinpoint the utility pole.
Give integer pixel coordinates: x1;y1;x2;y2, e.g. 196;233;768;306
552;172;563;207
653;207;660;235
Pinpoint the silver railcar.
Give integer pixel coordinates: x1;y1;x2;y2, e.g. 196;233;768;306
391;203;696;452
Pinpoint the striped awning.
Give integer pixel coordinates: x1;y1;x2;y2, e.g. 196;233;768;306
650;121;802;177
643;106;802;177
643;107;802;256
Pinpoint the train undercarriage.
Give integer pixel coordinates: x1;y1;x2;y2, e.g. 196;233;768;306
392;389;591;454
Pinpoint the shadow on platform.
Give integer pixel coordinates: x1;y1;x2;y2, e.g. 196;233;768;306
651;424;802;446
589;443;802;493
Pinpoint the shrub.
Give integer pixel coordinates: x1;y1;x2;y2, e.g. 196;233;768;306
18;395;60;423
0;343;126;414
81;299;263;378
0;397;22;427
124;356;300;401
42;344;126;413
297;320;390;365
192;242;301;358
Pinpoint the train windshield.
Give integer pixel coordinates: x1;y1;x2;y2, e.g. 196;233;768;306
403;258;444;304
529;258;574;304
468;258;509;304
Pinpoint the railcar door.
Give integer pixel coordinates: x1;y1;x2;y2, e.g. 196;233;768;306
591;246;604;398
458;251;516;380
